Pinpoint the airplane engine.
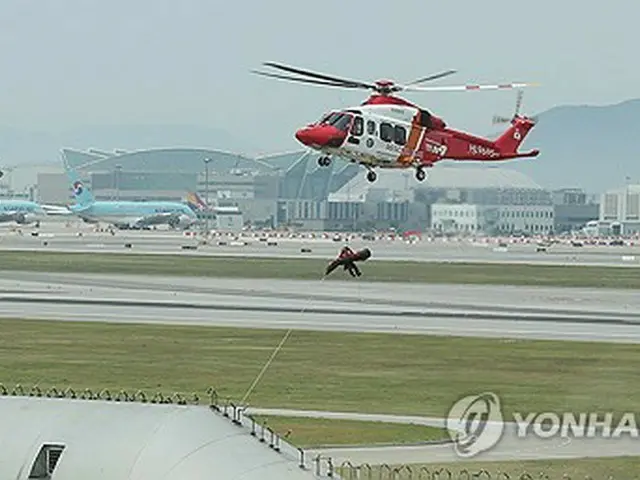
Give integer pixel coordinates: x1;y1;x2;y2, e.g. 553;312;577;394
171;214;196;230
15;213;28;224
168;215;181;229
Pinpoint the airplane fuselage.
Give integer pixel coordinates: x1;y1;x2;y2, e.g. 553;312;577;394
0;200;46;225
70;201;198;229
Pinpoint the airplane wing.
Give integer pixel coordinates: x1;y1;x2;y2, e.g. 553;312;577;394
40;205;73;216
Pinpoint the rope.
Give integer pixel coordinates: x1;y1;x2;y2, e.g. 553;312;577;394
239;275;327;406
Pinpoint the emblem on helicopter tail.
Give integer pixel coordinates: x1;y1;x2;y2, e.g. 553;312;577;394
425;142;447;156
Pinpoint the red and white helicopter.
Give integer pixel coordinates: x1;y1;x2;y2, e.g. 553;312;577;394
253;62;540;183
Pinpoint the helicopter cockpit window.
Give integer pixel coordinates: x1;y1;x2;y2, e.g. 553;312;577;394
394;125;407;146
379;122;393;142
319;112;340;125
331;113;353;132
351;116;364;136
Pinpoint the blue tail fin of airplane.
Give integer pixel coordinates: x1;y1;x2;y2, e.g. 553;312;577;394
63;160;94;206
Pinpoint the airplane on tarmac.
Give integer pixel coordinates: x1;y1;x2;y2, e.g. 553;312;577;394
0;199;47;226
186;191;209;212
0;168;67;225
63;165;199;230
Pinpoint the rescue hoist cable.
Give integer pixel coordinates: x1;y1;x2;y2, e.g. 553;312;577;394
239;275;327;407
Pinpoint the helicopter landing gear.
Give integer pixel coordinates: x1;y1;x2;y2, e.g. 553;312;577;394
318;156;332;167
415;167;427;182
366;169;377;183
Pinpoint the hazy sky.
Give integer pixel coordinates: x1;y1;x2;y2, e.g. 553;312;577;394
0;0;637;154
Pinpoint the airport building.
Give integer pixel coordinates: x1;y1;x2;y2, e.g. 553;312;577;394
551;188;599;234
430;203;555;235
328;165;556;235
33;148;359;229
3;146;601;234
598;183;640;235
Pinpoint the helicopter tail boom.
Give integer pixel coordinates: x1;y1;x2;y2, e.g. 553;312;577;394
493;116;536;156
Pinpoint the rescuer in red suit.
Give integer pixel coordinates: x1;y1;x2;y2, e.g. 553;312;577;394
325;246;371;277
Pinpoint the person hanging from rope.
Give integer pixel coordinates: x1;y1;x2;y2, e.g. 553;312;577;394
325;245;371;277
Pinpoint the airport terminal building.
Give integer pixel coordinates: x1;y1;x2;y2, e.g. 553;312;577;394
598;183;640;235
10;146;599;233
32;148;359;229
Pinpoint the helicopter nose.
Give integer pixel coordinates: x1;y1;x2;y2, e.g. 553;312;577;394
295;127;324;146
295;126;345;148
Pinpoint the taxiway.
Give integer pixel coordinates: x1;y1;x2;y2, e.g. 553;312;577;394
247;407;640;465
1;226;640;267
1;273;639;343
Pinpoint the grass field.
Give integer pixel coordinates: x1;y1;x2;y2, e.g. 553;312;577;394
336;456;640;480
2;318;638;421
1;251;640;287
249;416;448;448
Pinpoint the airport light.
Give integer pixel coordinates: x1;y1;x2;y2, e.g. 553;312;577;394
115;164;122;201
204;158;211;233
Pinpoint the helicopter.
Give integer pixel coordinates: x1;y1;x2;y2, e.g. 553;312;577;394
253;62;540;183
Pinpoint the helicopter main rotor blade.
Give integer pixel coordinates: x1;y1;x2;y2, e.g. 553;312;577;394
403;82;540;92
262;61;376;90
252;70;364;89
405;69;458;86
492;115;512;124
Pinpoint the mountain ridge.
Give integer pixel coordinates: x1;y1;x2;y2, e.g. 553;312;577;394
508;97;640;193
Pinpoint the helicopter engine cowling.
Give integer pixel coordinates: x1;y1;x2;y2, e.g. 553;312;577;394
430;116;447;129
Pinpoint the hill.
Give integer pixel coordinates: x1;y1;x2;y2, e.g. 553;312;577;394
504;98;640;194
0;124;257;165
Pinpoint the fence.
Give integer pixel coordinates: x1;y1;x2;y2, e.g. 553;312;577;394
0;382;209;405
335;463;616;480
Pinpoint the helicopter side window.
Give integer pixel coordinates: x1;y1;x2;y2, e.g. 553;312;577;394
394;125;407;146
366;120;376;135
351;116;364;136
379;122;393;142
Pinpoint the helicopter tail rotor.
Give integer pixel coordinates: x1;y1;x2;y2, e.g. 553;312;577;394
492;89;539;125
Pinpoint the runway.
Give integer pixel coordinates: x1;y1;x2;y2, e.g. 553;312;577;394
1;225;640;267
1;272;640;343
